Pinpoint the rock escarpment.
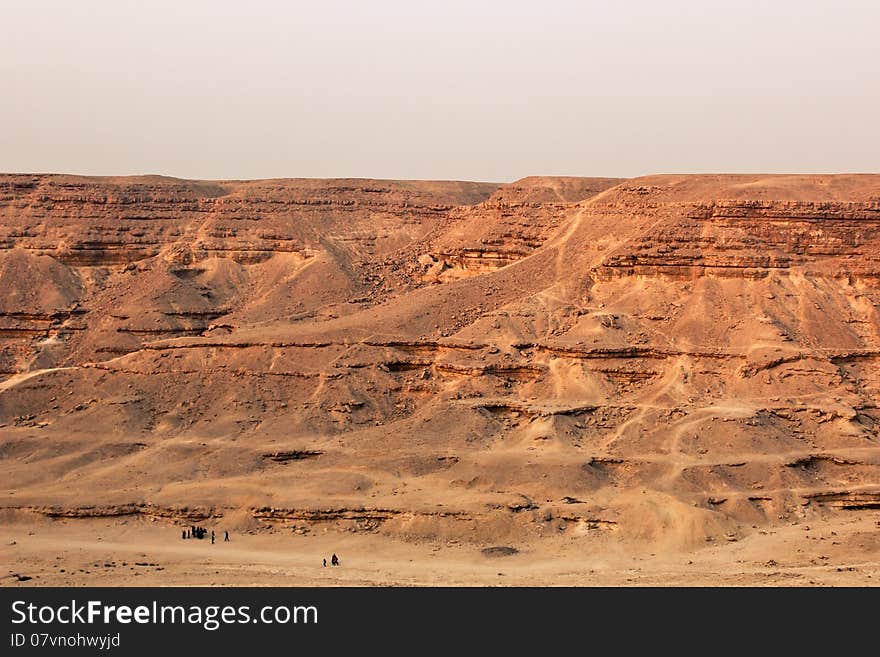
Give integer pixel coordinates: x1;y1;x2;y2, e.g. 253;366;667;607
2;173;879;549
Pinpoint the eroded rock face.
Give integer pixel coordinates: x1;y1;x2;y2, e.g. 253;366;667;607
2;173;880;549
0;175;501;372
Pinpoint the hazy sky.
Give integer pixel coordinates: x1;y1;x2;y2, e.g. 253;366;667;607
1;1;878;181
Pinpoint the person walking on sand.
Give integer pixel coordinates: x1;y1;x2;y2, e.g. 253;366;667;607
211;530;215;544
224;531;229;542
322;558;327;567
181;529;186;540
331;553;339;566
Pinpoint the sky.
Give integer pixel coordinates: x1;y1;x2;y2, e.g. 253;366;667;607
1;0;878;182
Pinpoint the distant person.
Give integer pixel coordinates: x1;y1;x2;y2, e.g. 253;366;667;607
224;531;229;542
322;558;327;568
181;529;186;540
211;530;215;544
331;553;339;566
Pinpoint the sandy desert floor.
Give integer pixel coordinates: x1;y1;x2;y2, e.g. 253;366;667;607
2;512;878;587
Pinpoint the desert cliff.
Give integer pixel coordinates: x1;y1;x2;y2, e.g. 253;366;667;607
2;173;879;585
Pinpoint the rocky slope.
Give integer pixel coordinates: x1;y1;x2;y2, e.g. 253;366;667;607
2;173;879;554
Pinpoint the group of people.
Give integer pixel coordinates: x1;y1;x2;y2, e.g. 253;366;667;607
180;526;340;566
181;525;229;544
